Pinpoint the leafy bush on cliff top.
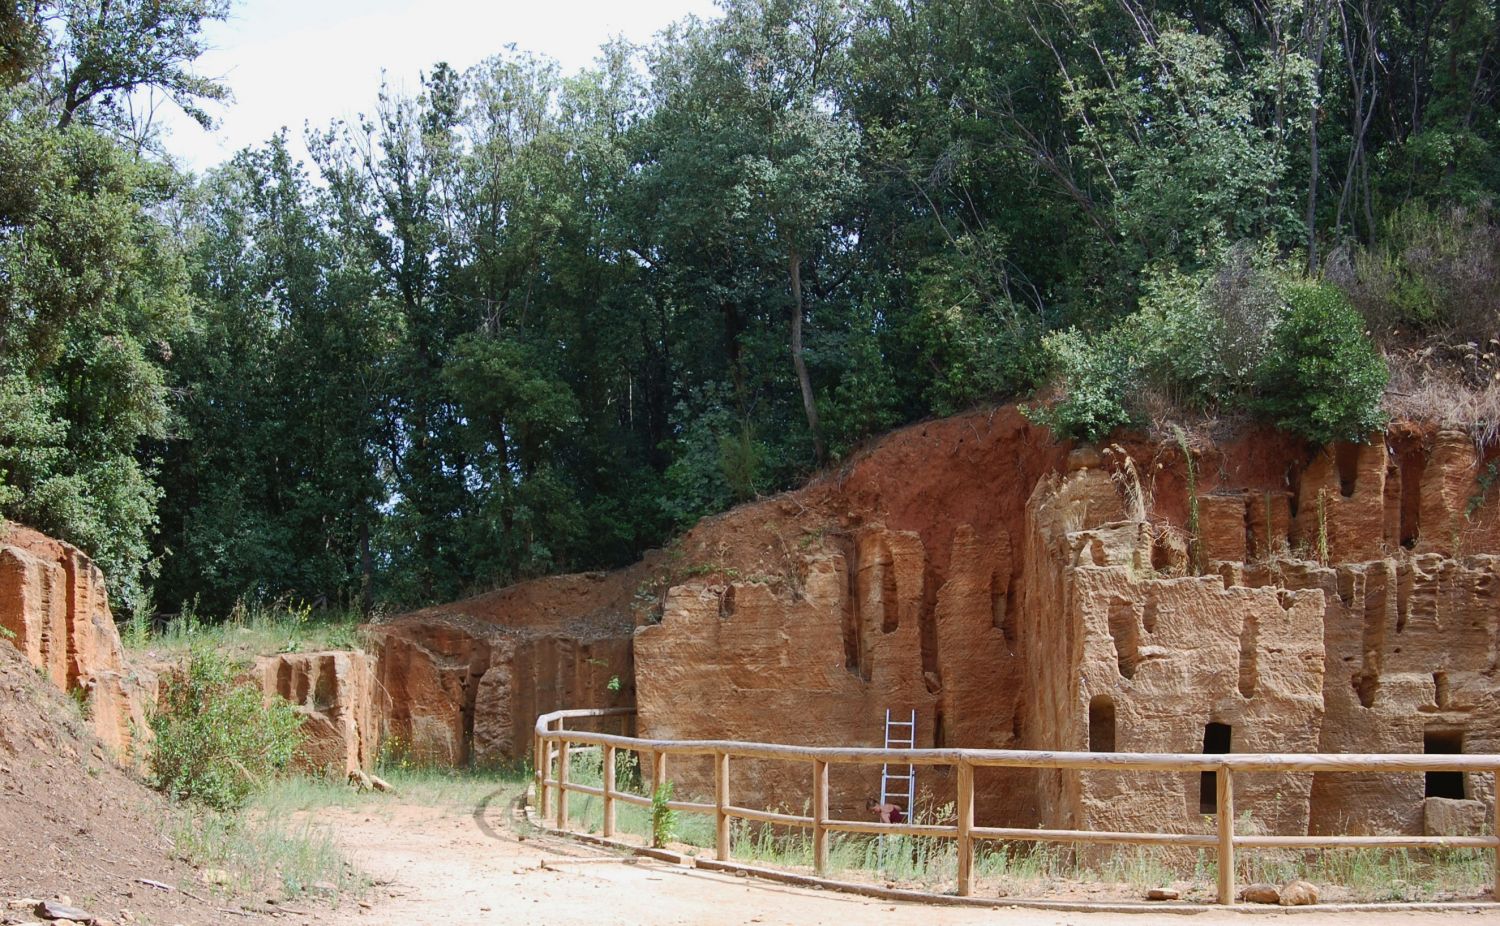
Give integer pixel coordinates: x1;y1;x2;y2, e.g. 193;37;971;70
1026;263;1388;445
1253;281;1389;445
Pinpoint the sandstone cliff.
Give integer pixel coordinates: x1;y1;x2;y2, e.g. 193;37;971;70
0;524;154;761
628;410;1500;838
366;567;647;766
338;406;1500;842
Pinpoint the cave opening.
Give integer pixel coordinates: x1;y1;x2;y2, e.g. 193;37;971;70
1199;722;1231;814
1424;728;1465;799
1336;443;1361;498
1088;696;1116;753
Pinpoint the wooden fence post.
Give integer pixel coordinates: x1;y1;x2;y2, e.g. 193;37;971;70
1216;764;1235;905
1493;767;1500;902
533;731;544;811
650;750;667;800
556;736;570;831
956;758;974;897
602;744;617;838
715;751;731;860
538;733;552;819
812;759;830;876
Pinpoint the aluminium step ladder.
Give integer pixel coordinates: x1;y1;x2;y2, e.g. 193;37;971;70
877;708;917;870
879;708;916;821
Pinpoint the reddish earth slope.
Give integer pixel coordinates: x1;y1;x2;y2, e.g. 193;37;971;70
0;640;238;924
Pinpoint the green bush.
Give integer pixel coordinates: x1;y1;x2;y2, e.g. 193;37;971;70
1254;282;1388;444
1024;328;1138;442
149;644;303;811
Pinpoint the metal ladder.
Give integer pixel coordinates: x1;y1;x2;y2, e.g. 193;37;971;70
879;708;916;820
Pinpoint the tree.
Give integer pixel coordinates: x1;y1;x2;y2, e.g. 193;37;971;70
0;99;189;609
155;134;393;613
46;0;230;133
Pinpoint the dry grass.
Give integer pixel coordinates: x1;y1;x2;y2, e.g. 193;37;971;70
1384;348;1500;449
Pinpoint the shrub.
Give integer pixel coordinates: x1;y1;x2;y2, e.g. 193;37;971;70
1024;328;1137;442
149;644;302;811
1332;202;1500;348
1254;282;1388;444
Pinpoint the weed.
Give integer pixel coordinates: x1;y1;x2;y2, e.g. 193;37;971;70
1104;445;1148;520
1174;426;1202;574
1317;488;1330;565
651;781;678;848
129;597;367;662
0;624;13;642
170;809;364;898
67;685;91;720
1465;461;1499;520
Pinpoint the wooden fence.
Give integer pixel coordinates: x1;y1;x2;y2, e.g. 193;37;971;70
533;707;1500;905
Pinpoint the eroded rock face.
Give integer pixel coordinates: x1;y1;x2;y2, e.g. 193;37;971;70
367;568;644;766
631;418;1500;839
1020;465;1327;838
0;524;150;761
255;650;381;775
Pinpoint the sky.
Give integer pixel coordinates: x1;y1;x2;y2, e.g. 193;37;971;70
155;0;724;172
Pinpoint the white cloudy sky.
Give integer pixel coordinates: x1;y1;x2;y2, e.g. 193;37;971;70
156;0;723;171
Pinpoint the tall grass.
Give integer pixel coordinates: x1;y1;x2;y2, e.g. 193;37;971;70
170;809;365;898
125;596;367;658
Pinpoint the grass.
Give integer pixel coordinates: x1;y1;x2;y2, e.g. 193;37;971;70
169;808;365;899
124;596;367;660
170;762;530;903
252;763;530;816
554;746;1492;902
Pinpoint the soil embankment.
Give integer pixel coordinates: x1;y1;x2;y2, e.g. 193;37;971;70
0;641;238;925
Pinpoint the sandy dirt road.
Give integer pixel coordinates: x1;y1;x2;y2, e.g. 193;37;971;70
318;788;1497;926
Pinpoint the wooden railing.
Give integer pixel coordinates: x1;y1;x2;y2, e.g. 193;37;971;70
533;708;1500;905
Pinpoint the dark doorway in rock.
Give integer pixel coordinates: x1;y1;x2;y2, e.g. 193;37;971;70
1199;722;1232;814
1088;696;1115;753
1424;729;1465;799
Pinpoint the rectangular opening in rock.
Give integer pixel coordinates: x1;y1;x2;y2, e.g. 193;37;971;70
1199;722;1231;814
1423;728;1465;799
1088;696;1115;753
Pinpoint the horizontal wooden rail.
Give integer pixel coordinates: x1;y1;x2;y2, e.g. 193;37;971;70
971;826;1219;848
534;726;1500;772
725;806;814;828
534;707;1500;906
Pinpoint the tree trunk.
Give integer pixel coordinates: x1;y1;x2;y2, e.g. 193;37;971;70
359;521;374;616
789;250;825;465
1304;2;1332;273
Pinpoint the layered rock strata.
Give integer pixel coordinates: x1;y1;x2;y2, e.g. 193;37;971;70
631;421;1500;839
255;650;382;775
367;568;645;766
0;524;155;761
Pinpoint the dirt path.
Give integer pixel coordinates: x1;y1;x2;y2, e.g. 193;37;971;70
318;789;1496;926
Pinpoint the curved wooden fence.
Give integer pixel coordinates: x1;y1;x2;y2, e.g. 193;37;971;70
533;707;1500;905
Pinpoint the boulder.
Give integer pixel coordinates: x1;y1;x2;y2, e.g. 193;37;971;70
1423;797;1487;837
1279;880;1319;906
1239;883;1280;904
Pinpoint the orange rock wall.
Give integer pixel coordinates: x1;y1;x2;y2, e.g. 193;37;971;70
368;616;633;767
1019;465;1327;838
256;651;382;775
0;525;153;762
631;419;1500;837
